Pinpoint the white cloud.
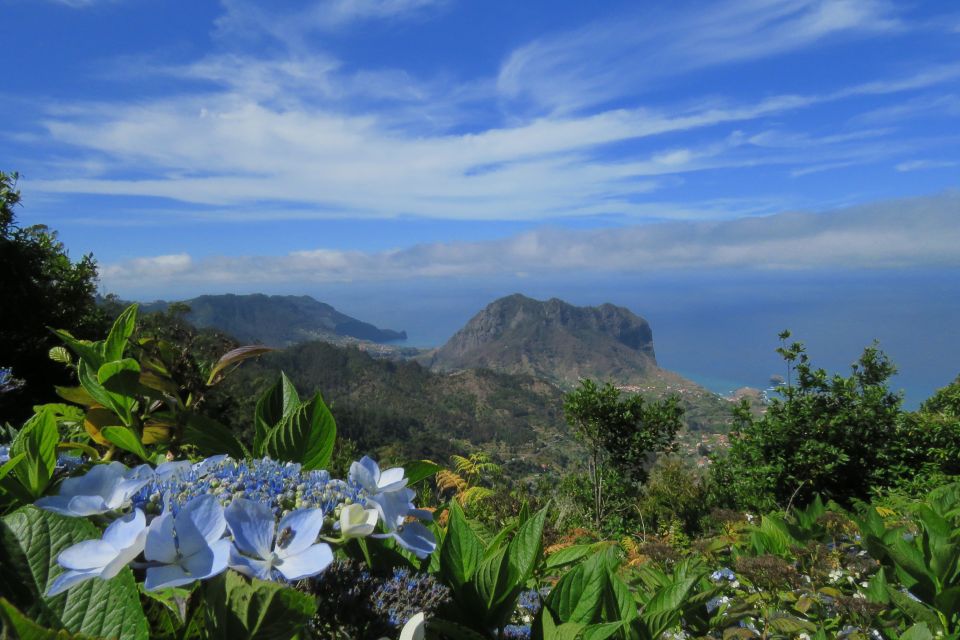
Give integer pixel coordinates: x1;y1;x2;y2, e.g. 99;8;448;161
497;0;901;112
896;159;958;172
98;192;960;291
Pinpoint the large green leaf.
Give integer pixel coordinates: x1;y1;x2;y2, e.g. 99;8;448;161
440;501;484;591
0;506;149;639
10;408;59;498
0;598;98;640
404;460;442;486
102;304;138;363
182;411;247;459
547;551;608;625
253;373;300;456
507;506;547;583
203;571;316;640
263;392;336;470
98;358;142;397
101;426;148;461
49;330;103;371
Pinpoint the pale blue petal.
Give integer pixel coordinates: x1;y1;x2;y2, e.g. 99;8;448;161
155;460;192;480
100;528;147;580
276;543;333;581
182;538;230;581
377;467;407;493
182;495;227;545
34;495;80;516
61;462;127;498
228;546;274;581
58;540;116;570
144;564;194;591
408;508;433;522
46;568;101;596
66;495;111;517
225;498;275;559
375;522;436;559
102;509;146;550
144;511;178;563
173;513;210;560
276;508;324;558
349;457;379;492
371;489;414;531
193;455;229;476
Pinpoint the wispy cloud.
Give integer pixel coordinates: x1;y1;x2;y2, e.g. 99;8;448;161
99;192;960;291
498;0;901;113
896;159;958;172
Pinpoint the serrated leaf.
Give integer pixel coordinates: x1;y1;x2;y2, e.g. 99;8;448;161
765;614;815;634
546;543;607;569
253;373;300;456
0;598;98;639
48;346;72;365
50;330;102;370
203;571;316;640
206;345;274;386
0;506;149;639
507;506;547;584
263;392;336;470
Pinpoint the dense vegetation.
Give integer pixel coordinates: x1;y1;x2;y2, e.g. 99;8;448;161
2;175;960;639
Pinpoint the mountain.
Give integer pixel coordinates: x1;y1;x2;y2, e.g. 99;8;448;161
429;293;657;384
142;294;406;346
427;294;735;432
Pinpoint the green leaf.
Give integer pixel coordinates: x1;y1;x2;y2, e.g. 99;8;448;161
253;373;300;456
440;500;484;590
206;345;274;385
507;506;547;584
102;304;138;362
546;543;605;569
474;545;512;613
0;598;98;640
10;408;59;498
77;360;131;426
101;426;148;460
182;411;247;459
887;586;943;633
404;459;441;485
0;506;149;639
764;614;816;635
900;623;935;640
263;392;336;470
547;551;608;625
203;571;316;640
50;329;103;370
53;386;97;407
581;622;625;640
97;358;142;397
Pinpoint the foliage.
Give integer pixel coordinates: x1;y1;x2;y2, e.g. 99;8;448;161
0;171;108;424
563;380;683;530
711;333;959;512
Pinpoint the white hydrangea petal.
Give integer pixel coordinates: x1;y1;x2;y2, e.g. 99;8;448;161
276;543;332;581
275;508;324;558
377;467;407;493
399;612;427;640
58;540;117;571
225;498;275;559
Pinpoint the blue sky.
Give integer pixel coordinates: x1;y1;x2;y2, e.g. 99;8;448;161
5;0;960;401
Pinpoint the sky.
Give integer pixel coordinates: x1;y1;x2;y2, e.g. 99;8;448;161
4;0;960;404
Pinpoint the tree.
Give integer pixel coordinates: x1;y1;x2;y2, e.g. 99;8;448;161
712;334;908;512
0;171;108;423
563;379;682;530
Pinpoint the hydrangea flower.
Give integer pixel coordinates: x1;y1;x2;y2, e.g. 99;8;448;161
373;521;436;559
144;495;230;591
37;462;154;517
339;503;379;538
225;498;333;581
46;509;148;596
